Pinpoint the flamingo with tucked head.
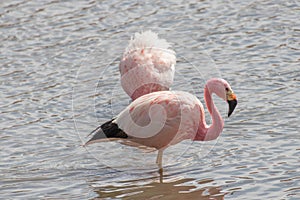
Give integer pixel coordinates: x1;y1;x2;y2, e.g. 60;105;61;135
119;30;176;100
85;78;237;171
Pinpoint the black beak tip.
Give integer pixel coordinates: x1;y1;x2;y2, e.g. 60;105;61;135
228;99;237;117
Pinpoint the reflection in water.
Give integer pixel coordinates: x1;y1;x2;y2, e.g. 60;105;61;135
90;176;224;200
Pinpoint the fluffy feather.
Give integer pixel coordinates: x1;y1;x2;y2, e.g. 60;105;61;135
124;30;175;56
119;31;176;100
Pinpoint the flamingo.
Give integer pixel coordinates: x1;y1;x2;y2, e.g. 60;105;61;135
119;30;176;100
85;78;237;171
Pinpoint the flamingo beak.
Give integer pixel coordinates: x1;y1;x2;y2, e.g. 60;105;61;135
228;99;237;117
227;90;237;117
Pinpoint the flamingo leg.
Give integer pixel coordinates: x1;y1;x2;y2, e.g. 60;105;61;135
156;149;164;183
156;149;163;170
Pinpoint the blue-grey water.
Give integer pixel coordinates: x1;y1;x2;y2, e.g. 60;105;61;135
1;0;299;199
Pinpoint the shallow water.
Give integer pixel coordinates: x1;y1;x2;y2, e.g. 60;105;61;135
1;0;299;199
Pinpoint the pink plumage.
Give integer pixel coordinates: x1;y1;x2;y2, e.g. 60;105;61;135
119;31;176;100
86;78;237;170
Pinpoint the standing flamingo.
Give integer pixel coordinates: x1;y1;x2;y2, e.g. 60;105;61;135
119;30;176;100
85;78;237;170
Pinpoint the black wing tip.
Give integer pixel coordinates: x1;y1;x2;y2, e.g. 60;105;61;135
85;119;128;146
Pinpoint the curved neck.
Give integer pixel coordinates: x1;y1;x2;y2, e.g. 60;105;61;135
195;84;224;141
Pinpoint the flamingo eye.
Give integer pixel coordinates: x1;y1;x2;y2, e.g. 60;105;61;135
225;87;229;92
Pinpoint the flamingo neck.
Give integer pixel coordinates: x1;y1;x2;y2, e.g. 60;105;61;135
195;83;224;141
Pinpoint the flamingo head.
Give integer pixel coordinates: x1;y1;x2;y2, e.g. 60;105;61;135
207;78;238;117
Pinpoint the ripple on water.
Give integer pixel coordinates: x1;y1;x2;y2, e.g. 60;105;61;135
1;0;300;199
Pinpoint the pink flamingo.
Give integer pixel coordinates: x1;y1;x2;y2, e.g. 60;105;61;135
119;30;176;100
85;78;237;171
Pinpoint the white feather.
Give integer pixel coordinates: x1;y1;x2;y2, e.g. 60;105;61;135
124;30;175;56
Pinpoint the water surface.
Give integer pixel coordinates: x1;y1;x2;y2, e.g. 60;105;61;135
1;0;299;199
